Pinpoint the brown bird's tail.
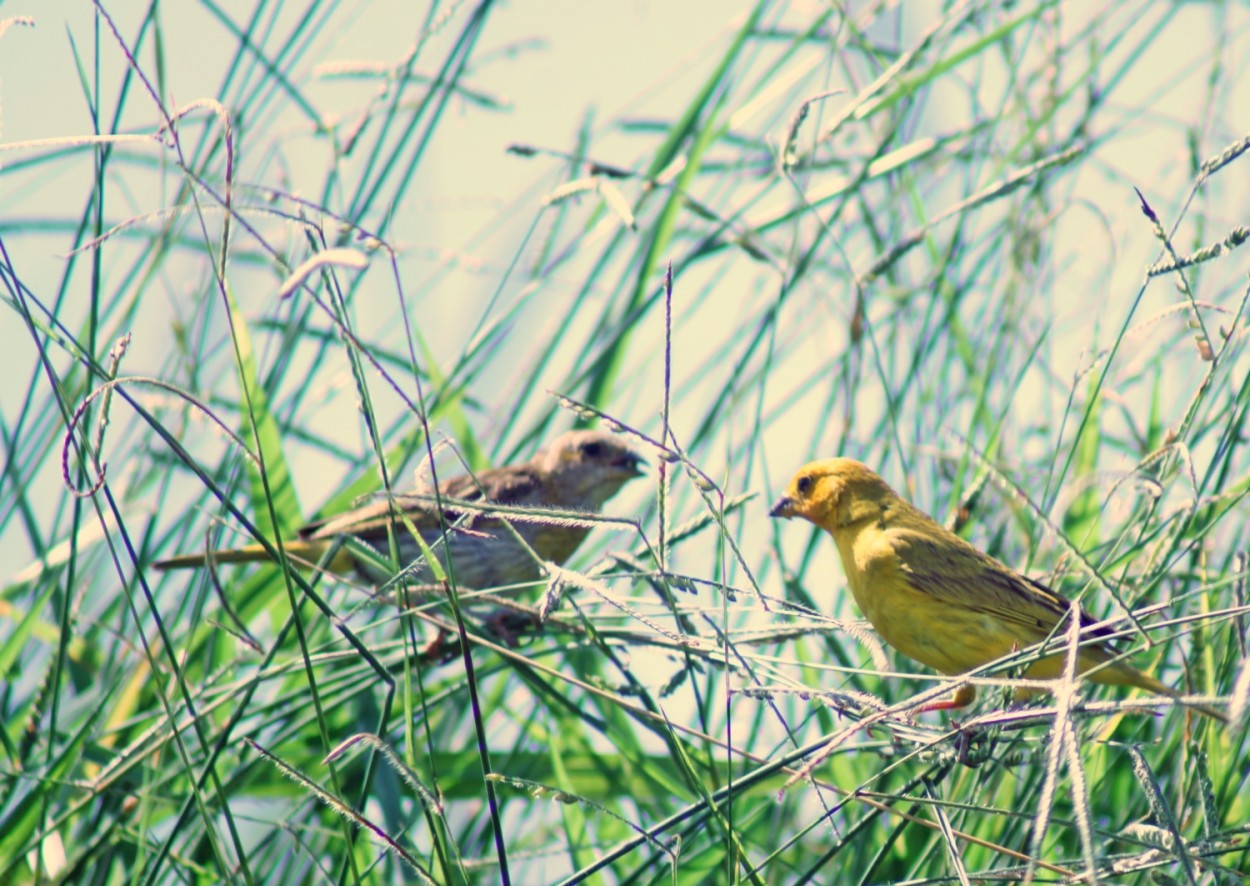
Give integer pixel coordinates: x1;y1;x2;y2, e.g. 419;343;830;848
154;540;341;572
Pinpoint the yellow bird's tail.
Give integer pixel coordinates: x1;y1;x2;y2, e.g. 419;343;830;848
1110;665;1228;724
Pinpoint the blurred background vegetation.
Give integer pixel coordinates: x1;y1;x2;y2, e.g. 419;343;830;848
1;1;1248;882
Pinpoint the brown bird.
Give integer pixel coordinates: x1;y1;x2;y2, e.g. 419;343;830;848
156;430;645;589
770;458;1227;722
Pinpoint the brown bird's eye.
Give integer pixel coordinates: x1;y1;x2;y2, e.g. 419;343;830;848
796;475;813;496
582;442;603;458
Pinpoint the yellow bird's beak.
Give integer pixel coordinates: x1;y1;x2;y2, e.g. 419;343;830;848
769;497;797;519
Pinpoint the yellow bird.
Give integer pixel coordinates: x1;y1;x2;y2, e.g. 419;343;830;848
156;430;644;589
770;458;1227;723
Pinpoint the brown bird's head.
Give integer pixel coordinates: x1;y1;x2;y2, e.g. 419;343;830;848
536;429;646;508
769;458;899;531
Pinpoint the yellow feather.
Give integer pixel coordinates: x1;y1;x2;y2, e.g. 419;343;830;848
771;458;1226;723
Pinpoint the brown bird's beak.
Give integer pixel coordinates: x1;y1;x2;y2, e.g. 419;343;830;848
620;452;646;476
769;496;796;519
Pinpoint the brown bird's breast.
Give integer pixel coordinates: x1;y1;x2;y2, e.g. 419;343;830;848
348;514;594;589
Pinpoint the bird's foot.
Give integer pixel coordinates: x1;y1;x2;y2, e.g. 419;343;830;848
420;628;459;663
915;683;977;714
949;719;992;768
481;607;542;647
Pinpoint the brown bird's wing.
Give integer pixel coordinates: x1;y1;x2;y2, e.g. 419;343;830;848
300;465;544;544
437;464;544;512
893;527;1118;648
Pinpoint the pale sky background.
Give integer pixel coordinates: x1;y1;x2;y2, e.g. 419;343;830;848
3;1;1249;596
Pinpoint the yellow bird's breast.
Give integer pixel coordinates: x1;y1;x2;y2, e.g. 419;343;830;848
833;521;1028;676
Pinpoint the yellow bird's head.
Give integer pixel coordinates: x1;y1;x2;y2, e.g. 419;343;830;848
769;458;900;531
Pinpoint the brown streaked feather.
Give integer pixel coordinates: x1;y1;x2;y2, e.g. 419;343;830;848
300;466;545;543
437;465;544;505
154;429;645;590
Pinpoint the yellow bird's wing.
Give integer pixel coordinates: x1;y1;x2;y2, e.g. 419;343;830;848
891;525;1119;651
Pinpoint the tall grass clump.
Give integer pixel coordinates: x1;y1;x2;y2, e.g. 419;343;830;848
2;2;1247;882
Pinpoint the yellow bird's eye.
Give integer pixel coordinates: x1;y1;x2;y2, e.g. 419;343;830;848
796;475;813;496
